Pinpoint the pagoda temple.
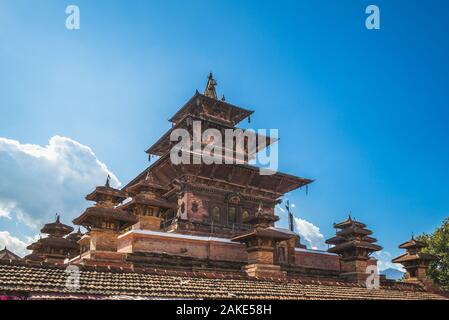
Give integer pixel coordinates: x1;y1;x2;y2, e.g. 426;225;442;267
122;172;176;231
72;176;137;268
0;247;22;261
66;74;312;277
392;237;437;283
326;215;382;283
0;74;446;299
25;214;79;263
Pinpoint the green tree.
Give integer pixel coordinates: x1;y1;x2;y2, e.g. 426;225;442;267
417;217;449;290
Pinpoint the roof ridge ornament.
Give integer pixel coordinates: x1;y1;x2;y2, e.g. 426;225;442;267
105;174;111;188
204;72;218;100
285;200;295;233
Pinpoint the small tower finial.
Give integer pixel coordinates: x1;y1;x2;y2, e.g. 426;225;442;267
56;213;60;223
221;94;226;102
285;200;295;233
105;174;111;188
204;72;218;99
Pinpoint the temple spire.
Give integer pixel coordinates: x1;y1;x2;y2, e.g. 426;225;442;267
285;200;295;233
204;72;217;99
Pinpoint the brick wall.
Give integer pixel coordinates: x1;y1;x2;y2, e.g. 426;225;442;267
118;231;247;262
294;250;341;271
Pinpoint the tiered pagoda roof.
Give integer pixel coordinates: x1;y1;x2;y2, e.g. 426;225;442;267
85;185;127;205
25;215;78;262
125;160;312;200
125;74;313;204
169;73;253;127
73;178;137;231
145;73;278;162
326;216;382;258
126;173;170;196
66;227;84;243
392;237;437;265
232;207;293;250
40;215;74;237
73;207;137;231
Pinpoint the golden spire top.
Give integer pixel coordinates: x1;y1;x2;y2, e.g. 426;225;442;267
204;72;218;99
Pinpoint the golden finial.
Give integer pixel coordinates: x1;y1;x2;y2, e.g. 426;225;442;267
204;72;218;99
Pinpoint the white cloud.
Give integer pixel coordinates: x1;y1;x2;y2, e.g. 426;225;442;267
0;135;120;231
0;231;32;257
293;216;326;250
0;201;15;219
374;250;405;272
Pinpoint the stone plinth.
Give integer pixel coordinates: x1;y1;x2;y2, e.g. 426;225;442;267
243;264;286;279
89;229;120;252
133;216;162;231
247;247;274;265
73;250;133;270
340;258;369;274
340;258;377;285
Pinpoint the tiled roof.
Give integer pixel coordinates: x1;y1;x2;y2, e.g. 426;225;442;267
0;261;447;300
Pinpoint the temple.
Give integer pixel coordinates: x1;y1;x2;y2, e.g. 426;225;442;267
0;74;447;300
24;214;79;263
392;237;437;285
325;215;382;283
0;247;21;261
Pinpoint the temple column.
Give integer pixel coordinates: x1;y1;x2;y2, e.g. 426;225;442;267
232;210;293;279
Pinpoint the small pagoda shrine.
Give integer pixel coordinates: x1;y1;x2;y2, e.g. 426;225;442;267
72;176;136;266
25;214;78;263
326;215;382;283
122;172;176;231
392;237;437;283
231;204;294;278
0;247;22;261
66;227;84;257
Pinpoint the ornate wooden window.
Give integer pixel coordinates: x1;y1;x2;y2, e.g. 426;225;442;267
228;207;236;225
242;209;250;223
101;221;116;230
212;206;221;224
144;207;154;216
277;246;286;263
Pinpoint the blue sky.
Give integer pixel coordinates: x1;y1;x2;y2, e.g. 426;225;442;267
0;1;448;267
